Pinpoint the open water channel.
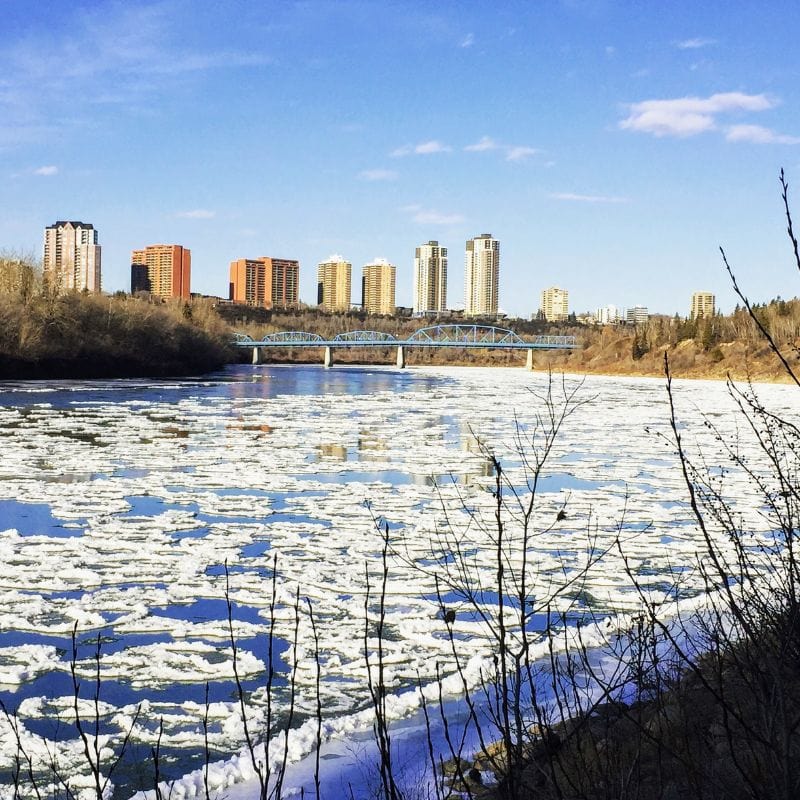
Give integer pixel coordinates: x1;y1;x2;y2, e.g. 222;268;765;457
0;364;793;798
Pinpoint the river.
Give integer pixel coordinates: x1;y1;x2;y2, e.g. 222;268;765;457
0;364;792;798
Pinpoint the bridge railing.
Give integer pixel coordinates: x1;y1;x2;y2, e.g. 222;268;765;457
407;324;527;345
332;330;398;343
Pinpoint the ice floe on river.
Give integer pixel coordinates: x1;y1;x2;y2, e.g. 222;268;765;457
0;365;794;797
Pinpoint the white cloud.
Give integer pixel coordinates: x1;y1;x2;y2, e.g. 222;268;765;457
176;209;216;219
551;192;629;203
505;145;541;161
358;168;398;181
402;204;464;225
725;124;800;145
605;45;616;57
464;136;500;152
619;92;775;138
464;137;541;161
391;140;452;157
33;165;58;176
414;140;452;154
675;37;717;50
460;33;475;48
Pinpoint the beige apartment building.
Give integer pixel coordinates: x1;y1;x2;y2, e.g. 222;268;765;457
317;255;351;311
690;291;715;319
43;221;101;293
229;257;299;309
362;258;396;315
413;240;447;314
540;286;569;322
464;234;500;316
131;245;191;300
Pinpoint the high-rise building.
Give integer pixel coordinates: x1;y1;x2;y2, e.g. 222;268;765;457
540;287;569;322
131;245;191;300
317;255;351;311
362;258;396;315
229;257;299;309
43;221;101;293
413;240;447;315
690;292;715;319
464;234;500;316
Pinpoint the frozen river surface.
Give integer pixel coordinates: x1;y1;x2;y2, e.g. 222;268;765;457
0;364;793;798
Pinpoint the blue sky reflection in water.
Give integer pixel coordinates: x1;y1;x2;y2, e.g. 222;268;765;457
0;365;795;795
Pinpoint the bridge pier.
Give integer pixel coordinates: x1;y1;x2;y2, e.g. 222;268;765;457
252;346;260;365
526;349;534;370
396;345;405;369
324;346;334;368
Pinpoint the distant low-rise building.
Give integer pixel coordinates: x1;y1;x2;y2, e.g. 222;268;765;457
362;258;396;315
690;291;715;319
626;305;649;325
131;244;191;300
595;304;621;325
540;286;569;322
317;255;351;311
43;221;101;293
229;257;299;309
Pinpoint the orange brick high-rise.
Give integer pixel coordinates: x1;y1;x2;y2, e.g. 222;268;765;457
131;245;191;300
229;257;299;309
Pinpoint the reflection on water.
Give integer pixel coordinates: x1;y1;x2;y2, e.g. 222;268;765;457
317;442;348;461
358;428;389;461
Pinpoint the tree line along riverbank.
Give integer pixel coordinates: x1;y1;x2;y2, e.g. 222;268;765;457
2;253;797;380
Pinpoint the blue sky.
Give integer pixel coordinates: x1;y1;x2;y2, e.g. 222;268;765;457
2;0;799;317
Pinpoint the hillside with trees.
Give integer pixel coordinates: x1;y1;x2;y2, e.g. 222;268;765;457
0;254;233;379
534;301;800;381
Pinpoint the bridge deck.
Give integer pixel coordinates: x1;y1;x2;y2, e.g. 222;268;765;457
234;325;576;351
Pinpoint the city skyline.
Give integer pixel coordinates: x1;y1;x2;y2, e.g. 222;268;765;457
3;2;800;315
36;222;735;321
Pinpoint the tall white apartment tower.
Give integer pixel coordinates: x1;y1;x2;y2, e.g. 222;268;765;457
43;221;102;293
413;240;447;314
464;233;500;317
